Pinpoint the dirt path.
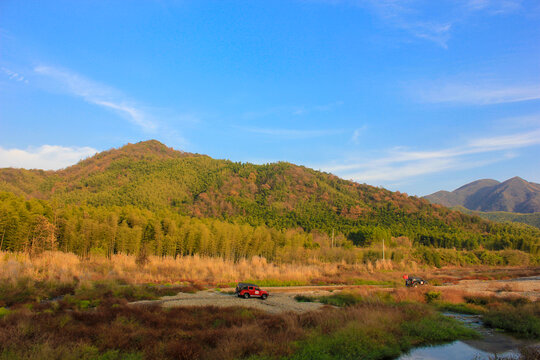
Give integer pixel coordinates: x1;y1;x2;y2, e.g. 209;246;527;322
441;275;540;300
131;276;540;313
131;289;330;314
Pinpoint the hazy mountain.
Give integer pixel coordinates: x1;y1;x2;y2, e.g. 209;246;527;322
425;177;540;213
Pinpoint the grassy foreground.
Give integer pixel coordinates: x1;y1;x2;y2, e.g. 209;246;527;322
0;289;477;360
1;251;538;359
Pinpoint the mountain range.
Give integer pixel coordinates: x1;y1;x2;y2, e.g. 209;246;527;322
424;177;540;213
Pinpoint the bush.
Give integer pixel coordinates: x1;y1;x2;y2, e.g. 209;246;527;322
294;295;314;303
319;293;364;307
424;291;441;303
483;303;540;339
436;302;484;315
0;307;10;318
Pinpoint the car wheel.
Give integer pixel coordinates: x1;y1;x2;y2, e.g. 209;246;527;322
261;294;267;300
243;293;250;299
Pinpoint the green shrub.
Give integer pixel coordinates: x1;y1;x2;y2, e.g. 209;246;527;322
436;302;484;315
401;315;478;343
0;307;10;318
294;295;314;303
483;303;540;339
319;293;363;307
424;291;441;303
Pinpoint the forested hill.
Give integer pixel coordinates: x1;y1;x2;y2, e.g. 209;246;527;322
0;140;539;257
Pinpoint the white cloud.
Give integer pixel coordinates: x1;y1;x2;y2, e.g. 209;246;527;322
34;65;156;131
318;127;540;182
0;145;98;170
416;82;540;104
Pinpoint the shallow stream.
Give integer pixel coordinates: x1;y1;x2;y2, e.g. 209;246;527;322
397;313;538;360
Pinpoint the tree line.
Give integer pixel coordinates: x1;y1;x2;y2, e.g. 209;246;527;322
1;191;538;264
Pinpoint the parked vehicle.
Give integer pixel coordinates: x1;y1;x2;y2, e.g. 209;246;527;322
403;275;428;287
235;283;269;300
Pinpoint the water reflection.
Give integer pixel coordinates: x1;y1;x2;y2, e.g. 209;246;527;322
397;313;536;360
398;340;519;360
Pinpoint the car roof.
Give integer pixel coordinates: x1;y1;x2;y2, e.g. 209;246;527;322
237;283;259;287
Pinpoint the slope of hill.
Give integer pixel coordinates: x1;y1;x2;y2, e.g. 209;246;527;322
1;140;538;260
453;206;540;229
425;177;540;213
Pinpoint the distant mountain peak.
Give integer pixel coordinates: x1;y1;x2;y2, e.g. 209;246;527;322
503;176;526;184
425;177;540;213
454;178;499;192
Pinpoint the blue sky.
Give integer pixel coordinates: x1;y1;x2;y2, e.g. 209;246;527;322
1;0;539;196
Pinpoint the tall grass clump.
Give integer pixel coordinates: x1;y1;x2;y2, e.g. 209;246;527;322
288;302;477;360
482;302;540;339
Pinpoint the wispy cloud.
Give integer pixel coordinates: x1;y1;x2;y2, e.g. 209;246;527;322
0;145;98;170
240;127;344;139
416;82;540;104
464;0;522;14
34;65;156;131
351;126;367;144
1;67;28;84
318;127;540;182
312;0;524;47
364;0;453;48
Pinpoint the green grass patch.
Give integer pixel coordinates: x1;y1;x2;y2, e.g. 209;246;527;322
352;279;395;287
289;322;404;360
0;307;10;318
401;314;478;344
435;302;484;315
223;279;310;288
482;303;540;339
424;291;441;303
288;305;478;360
318;293;364;307
294;295;315;302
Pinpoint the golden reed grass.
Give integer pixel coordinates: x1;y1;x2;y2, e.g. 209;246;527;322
0;251;401;285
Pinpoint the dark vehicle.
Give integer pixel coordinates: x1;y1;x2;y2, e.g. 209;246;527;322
235;283;269;300
403;275;428;287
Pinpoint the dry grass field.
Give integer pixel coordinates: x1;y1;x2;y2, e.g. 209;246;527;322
1;251;538;359
0;251;400;286
1;251;537;288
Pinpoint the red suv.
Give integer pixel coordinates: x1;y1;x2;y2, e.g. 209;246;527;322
235;283;268;300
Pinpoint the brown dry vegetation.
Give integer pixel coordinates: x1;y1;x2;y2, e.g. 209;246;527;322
0;251;403;286
0;295;478;360
1;252;537;360
3;251;536;288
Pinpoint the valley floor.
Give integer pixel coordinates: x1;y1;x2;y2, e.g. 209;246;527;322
1;251;539;359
